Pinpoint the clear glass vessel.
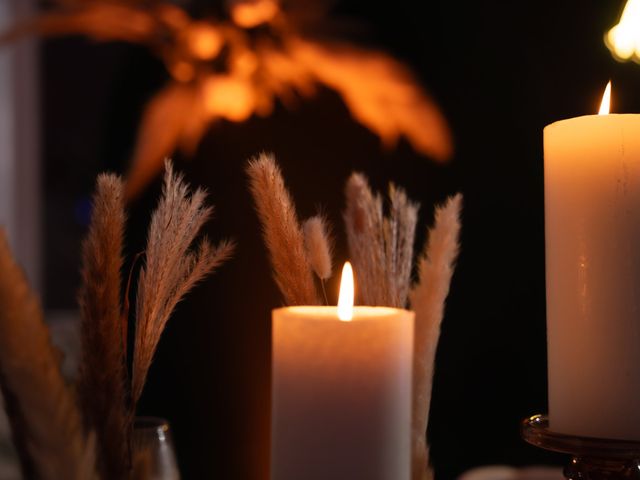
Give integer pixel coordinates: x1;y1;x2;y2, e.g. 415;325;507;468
132;417;181;480
522;414;640;480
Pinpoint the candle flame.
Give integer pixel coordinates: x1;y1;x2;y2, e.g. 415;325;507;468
598;81;611;115
605;0;640;63
337;262;354;321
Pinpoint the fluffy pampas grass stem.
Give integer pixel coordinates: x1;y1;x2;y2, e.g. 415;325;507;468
77;173;130;479
384;184;419;308
132;160;234;405
409;194;462;480
343;173;386;305
247;153;319;305
303;215;334;304
344;173;418;307
0;229;98;480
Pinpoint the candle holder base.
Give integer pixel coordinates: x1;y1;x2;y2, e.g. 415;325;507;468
522;415;640;480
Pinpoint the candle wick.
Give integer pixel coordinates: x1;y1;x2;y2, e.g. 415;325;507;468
320;281;329;306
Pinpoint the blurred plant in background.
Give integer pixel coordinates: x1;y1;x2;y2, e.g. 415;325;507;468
606;0;640;64
2;0;452;198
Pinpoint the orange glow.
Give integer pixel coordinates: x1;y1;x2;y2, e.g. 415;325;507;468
230;0;279;28
337;262;354;321
598;81;611;115
203;75;255;121
232;50;259;77
185;22;223;60
170;61;195;83
155;4;190;30
605;0;640;63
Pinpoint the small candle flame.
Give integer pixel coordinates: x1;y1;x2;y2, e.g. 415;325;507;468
598;81;611;115
337;262;354;321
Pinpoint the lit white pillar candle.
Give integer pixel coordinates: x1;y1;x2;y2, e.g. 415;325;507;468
545;82;640;440
271;263;414;480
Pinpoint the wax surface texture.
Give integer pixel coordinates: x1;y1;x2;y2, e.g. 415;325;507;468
271;306;414;480
545;114;640;440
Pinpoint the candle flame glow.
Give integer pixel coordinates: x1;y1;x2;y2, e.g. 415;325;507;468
337;262;354;321
605;0;640;63
598;81;611;115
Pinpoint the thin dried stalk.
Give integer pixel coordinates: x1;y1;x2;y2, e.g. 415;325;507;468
343;173;386;305
247;153;319;305
0;229;98;480
77;173;129;480
132;160;234;405
409;194;462;480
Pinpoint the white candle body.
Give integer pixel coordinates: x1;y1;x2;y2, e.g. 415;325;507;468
545;114;640;440
271;306;414;480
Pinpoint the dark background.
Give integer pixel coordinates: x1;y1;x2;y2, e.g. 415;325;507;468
39;0;640;478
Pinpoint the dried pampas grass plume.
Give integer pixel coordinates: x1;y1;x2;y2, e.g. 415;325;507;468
410;193;462;480
303;215;333;281
384;184;419;308
0;229;98;480
77;173;130;479
344;174;419;308
343;173;386;305
247;153;319;305
303;215;334;304
133;160;235;405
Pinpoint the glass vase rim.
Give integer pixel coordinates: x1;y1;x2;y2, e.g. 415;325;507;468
522;414;640;458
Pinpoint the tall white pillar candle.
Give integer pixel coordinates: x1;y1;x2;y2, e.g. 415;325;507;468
545;87;640;440
271;305;414;480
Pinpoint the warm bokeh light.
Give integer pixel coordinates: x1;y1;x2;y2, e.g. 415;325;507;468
185;22;223;60
337;262;354;321
605;0;640;63
203;75;255;121
230;0;279;28
170;61;195;83
598;81;611;115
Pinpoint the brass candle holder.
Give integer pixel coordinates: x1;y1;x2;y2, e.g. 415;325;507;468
522;414;640;480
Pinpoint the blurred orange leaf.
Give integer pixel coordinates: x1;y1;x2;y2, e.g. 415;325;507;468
125;84;199;199
0;3;156;44
291;38;453;162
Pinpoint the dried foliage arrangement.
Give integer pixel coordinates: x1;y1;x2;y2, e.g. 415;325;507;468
1;0;452;198
0;161;233;479
248;153;461;479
